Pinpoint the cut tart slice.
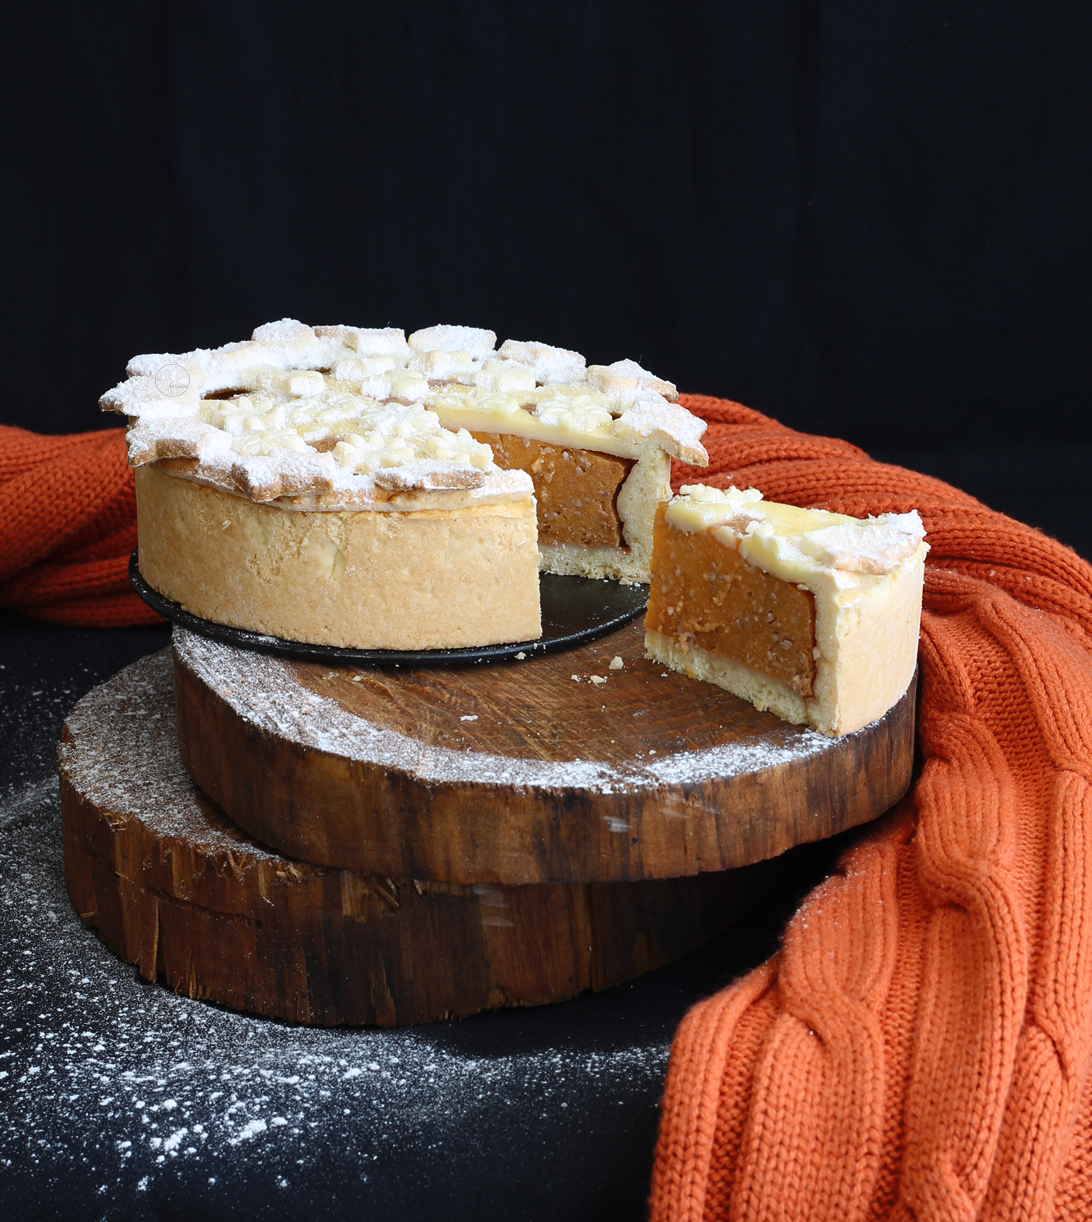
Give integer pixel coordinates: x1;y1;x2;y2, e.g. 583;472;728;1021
644;485;927;735
100;319;707;650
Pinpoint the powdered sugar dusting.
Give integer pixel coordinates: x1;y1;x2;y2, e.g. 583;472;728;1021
58;651;280;861
100;318;708;507
174;631;831;793
0;775;669;1206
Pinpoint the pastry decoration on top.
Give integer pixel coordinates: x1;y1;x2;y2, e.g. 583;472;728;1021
101;319;708;508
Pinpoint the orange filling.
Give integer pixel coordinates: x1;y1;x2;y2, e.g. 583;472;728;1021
472;432;634;548
645;506;817;697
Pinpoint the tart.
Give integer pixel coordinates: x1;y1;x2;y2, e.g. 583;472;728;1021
644;485;927;736
100;320;707;650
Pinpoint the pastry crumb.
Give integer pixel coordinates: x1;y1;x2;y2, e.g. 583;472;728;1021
571;675;581;682
590;675;606;686
515;651;527;660
609;656;624;670
460;714;478;722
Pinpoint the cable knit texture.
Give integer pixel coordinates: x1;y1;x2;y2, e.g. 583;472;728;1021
653;395;1092;1220
0;425;162;626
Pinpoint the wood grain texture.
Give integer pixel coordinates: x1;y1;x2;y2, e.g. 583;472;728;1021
174;621;916;886
59;651;770;1027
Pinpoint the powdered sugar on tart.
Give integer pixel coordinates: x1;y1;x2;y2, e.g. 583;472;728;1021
100;320;708;517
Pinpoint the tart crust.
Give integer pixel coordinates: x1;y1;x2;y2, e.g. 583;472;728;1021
135;464;541;650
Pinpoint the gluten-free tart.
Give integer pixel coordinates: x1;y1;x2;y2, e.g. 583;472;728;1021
100;320;708;650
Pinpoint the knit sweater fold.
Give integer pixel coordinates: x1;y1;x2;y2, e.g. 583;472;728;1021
652;396;1092;1221
0;425;161;625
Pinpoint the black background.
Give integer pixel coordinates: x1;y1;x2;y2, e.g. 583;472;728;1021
2;6;1091;1216
3;1;1090;456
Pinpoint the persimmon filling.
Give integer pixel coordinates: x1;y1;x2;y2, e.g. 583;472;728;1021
472;432;634;548
645;506;817;697
202;388;253;400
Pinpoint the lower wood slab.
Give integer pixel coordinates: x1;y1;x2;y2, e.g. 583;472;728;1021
59;651;777;1027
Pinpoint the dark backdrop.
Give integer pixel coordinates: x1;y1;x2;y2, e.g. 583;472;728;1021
2;1;1091;505
1;8;1091;1218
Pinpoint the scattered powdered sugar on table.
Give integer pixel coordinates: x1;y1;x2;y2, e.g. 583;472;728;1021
175;630;831;792
58;651;280;860
0;773;670;1207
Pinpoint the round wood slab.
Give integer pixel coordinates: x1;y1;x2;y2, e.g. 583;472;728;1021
59;651;770;1027
173;622;916;886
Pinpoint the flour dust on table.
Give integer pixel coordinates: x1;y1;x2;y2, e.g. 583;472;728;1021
0;775;670;1219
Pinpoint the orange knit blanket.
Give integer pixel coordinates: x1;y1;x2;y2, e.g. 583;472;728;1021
0;425;161;625
653;397;1092;1219
5;405;1092;1216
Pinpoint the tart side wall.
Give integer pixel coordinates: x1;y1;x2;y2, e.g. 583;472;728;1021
808;546;926;736
135;464;542;650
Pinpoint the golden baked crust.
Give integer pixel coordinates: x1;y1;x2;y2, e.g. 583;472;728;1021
136;465;541;650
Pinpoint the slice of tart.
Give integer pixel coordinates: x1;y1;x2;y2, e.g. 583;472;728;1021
99;319;708;650
644;485;927;736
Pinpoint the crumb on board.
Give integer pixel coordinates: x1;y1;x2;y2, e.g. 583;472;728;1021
571;675;581;682
460;714;478;722
516;651;526;660
590;675;606;686
609;656;624;670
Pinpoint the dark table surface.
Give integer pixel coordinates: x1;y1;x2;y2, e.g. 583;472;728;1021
1;442;1086;1221
0;614;857;1222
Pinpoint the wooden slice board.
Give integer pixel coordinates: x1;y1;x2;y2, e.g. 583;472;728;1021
174;621;916;886
59;651;778;1027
